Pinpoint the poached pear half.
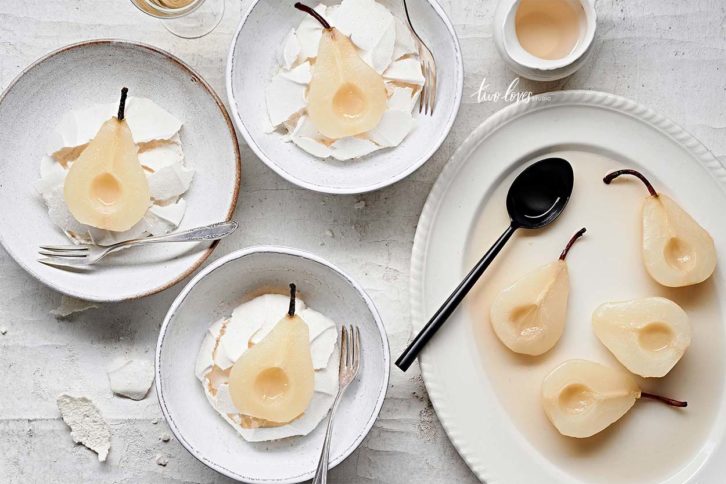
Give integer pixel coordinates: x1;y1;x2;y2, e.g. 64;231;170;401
228;284;315;423
63;88;151;232
592;297;691;378
542;359;686;438
490;228;586;356
295;2;387;140
604;169;716;287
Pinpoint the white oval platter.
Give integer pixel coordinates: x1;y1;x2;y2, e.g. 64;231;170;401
410;90;726;483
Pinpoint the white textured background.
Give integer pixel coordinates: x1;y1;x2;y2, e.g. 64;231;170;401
1;0;725;482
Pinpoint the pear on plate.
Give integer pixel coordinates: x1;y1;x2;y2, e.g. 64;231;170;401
542;359;687;438
490;228;586;356
63;88;151;232
592;297;691;378
294;2;387;140
604;169;716;287
228;284;315;423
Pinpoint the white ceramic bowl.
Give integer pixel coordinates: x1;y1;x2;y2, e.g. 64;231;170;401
493;0;597;81
0;40;241;302
0;40;241;301
226;0;463;194
156;246;390;483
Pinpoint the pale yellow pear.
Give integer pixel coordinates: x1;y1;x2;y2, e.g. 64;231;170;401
490;228;585;356
604;169;716;287
592;297;691;378
298;4;387;139
542;360;686;438
228;284;315;423
63;88;150;232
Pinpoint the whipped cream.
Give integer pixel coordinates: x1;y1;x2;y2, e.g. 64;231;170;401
35;97;193;245
266;0;423;160
195;294;339;442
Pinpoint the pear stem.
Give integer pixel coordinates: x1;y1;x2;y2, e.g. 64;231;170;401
294;2;331;29
640;392;687;407
117;87;129;121
559;227;587;261
288;283;297;317
603;169;658;197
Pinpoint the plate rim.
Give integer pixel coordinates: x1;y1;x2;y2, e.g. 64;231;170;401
156;244;391;483
409;89;726;483
225;0;464;195
0;39;242;302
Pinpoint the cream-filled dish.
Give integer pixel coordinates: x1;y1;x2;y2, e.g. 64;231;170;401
195;285;339;442
35;88;193;245
266;0;424;160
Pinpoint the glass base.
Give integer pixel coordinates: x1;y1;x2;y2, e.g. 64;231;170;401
161;0;225;39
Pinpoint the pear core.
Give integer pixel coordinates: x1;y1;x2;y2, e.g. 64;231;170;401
558;384;594;415
638;322;674;352
254;367;290;401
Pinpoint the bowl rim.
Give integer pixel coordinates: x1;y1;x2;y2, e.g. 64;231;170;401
0;39;242;302
155;245;391;483
225;0;463;195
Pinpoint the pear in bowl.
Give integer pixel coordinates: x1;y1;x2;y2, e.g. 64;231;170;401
295;2;387;140
604;169;716;287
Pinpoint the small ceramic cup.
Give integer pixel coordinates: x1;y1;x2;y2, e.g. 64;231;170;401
493;0;597;81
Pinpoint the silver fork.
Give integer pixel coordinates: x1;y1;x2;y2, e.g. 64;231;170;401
403;0;437;115
313;325;361;484
38;221;238;269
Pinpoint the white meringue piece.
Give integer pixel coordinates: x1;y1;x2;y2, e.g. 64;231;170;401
393;16;418;60
296;3;328;60
367;110;415;147
330;137;381;160
279;28;301;69
384;57;425;85
281;61;313;84
147;161;194;202
266;75;307;128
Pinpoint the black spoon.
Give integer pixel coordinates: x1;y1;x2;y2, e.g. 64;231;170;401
396;157;574;371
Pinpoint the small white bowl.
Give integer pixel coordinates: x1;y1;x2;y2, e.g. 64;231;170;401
493;0;597;81
226;0;463;194
156;246;390;483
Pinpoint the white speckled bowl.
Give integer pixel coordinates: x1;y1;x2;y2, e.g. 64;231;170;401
0;40;241;302
156;246;390;483
226;0;463;194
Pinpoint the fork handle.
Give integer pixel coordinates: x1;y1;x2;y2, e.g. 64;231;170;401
111;221;238;250
312;392;343;484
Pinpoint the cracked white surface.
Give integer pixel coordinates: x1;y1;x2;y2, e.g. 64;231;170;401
1;0;725;482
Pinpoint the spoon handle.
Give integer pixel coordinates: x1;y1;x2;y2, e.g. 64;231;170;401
396;224;518;371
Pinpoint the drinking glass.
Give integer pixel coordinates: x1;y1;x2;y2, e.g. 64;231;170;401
130;0;225;39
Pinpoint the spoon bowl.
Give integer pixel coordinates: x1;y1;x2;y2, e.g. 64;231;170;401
507;157;574;229
396;157;574;371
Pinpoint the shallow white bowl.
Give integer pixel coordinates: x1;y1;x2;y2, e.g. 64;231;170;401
226;0;463;194
156;246;390;483
0;40;241;302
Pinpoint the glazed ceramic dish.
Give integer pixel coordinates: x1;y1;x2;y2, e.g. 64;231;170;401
411;91;726;483
0;40;241;302
156;246;390;484
226;0;463;194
